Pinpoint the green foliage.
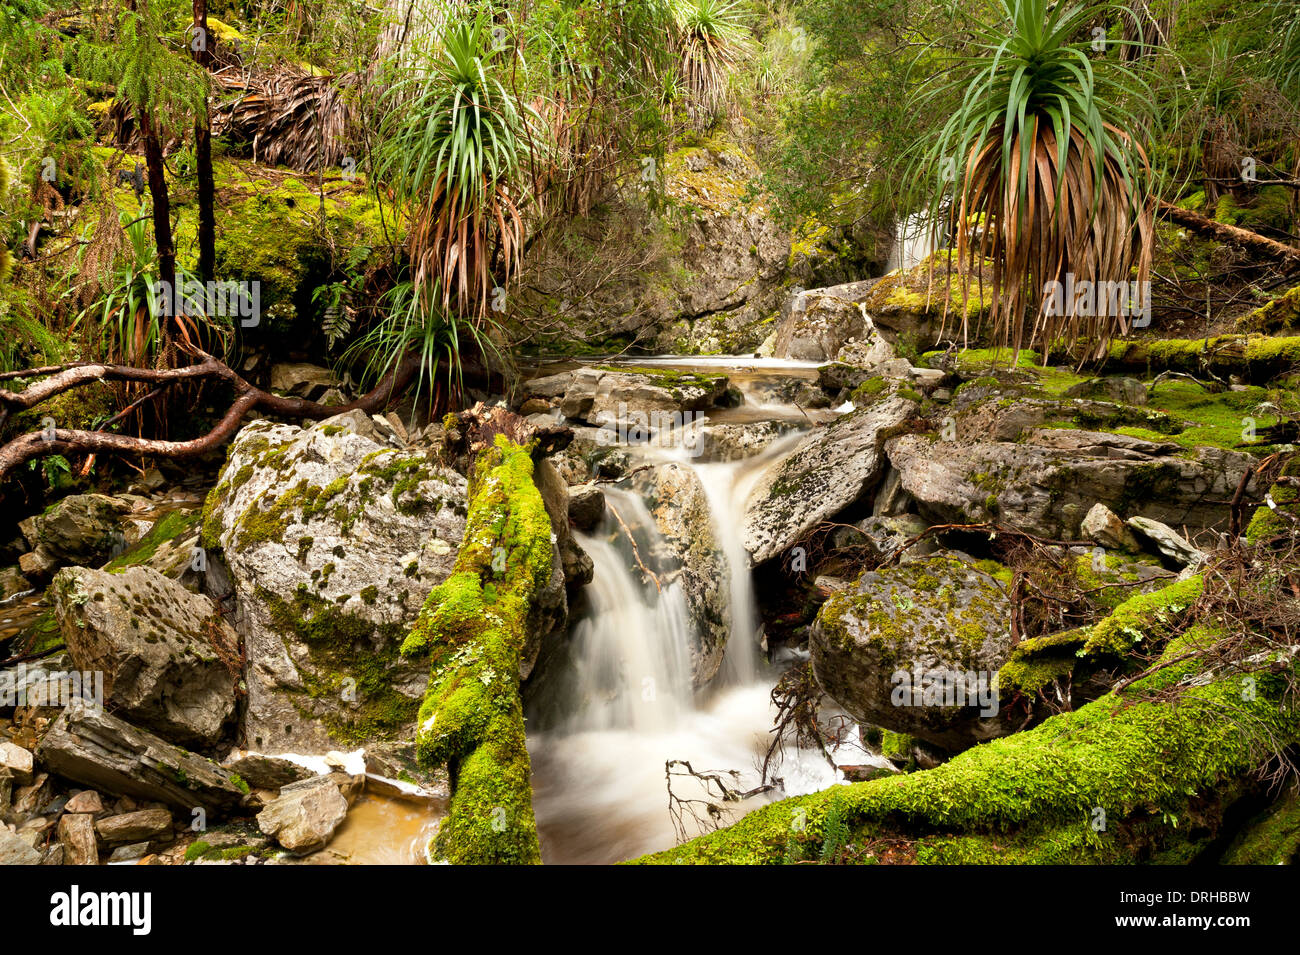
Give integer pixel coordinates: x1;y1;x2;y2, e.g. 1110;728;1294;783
907;0;1155;357
672;0;751;127
374;11;538;319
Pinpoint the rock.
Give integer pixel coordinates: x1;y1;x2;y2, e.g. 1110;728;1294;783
810;555;1017;750
0;741;34;786
634;464;732;686
529;459;574;675
101;509;203;580
51;566;239;747
63;790;103;814
36;699;249;814
204;415;468;752
11;773;52;819
855;514;935;562
220;752;314;791
678;419;803;462
519;397;551;416
27;493;132;570
255;774;349;855
567;484;606;531
743;395;919;565
1065;376;1149;406
0;826;42;865
1082;502;1140;552
0;565;30;600
885;391;1254;539
107;842;150;863
770;289;870;361
859;255;991;349
269;362;340;399
1127;516;1207;567
95;809;173;845
523;366;730;428
57;813;99;865
871;467;912;518
18;548;57;580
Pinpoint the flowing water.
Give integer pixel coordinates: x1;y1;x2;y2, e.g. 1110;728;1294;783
526;366;864;864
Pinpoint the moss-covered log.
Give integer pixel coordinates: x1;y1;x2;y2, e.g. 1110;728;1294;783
1047;333;1300;383
400;434;553;864
635;578;1299;865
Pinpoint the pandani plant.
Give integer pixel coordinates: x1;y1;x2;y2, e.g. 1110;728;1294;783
907;0;1156;360
672;0;750;128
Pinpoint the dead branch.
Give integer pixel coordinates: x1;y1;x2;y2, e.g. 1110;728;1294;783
0;350;423;488
1159;199;1300;270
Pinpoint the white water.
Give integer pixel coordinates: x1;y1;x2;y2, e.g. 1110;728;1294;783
528;429;844;864
887;211;938;272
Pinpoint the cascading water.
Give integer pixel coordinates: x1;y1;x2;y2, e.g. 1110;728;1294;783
527;420;844;864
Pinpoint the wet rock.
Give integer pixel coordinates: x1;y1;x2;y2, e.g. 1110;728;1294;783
1127;516;1207;567
51;566;239;748
57;812;99;865
36;699;249;815
519;397;551;416
567;484;606;531
855;514;935;562
256;774;349;855
523;366;731;428
0;826;42;865
1082;502;1140;552
810;555;1017;751
635;464;732;686
770;289;870;362
220;752;314;791
108;842;150;863
205;415;468;752
95;809;173;845
0;741;34;786
743;395;919;565
679;419;802;462
0;565;30;600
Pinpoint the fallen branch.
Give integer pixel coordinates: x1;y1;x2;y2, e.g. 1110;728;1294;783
1158;199;1300;270
0;351;422;488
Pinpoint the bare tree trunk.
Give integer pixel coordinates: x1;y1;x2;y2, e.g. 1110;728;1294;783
139;113;176;301
192;0;216;283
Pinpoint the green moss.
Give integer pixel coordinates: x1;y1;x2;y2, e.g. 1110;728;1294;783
399;435;552;865
262;587;419;745
104;510;199;572
880;729;913;761
634;625;1299;864
1221;785;1300;865
1082;575;1203;656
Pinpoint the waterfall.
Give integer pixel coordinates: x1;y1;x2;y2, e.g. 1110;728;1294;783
527;426;843;863
887;210;937;272
559;487;695;734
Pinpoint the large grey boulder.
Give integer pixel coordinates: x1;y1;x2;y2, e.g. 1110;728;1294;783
50;566;239;748
810;556;1017;751
885;391;1254;539
742;395;919;565
770;289;870;362
36;700;249;815
202;413;468;752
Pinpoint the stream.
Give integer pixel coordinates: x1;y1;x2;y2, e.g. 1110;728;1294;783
524;356;885;864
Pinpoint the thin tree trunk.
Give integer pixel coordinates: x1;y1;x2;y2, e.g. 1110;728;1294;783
192;0;215;283
139;113;176;301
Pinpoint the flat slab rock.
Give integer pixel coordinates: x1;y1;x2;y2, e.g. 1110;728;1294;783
36;700;249;816
206;412;468;752
743;395;918;565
